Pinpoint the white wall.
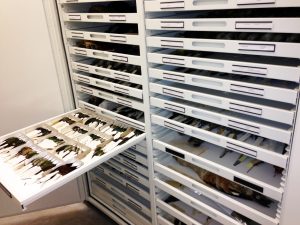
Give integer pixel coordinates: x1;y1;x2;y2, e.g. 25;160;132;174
0;0;65;135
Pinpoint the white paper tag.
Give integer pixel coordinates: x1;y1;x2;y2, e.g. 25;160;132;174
239;43;275;52
160;1;185;9
237;0;276;5
235;21;273;30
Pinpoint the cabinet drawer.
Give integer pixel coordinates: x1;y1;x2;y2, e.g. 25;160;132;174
90;174;151;217
78;100;145;131
145;0;300;12
73;73;143;99
151;114;288;168
155;179;243;225
66;29;139;46
90;182;151;225
105;160;149;187
0;109;145;207
63;13;138;24
113;154;149;177
60;0;130;3
152;133;283;202
146;18;300;33
147;36;300;59
148;52;300;83
72;61;142;84
149;67;298;104
69;46;141;65
155;160;279;225
122;149;148;166
151;96;292;142
75;84;144;111
91;165;150;200
150;82;295;126
129;143;147;156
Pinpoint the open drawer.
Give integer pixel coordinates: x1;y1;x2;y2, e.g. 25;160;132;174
72;60;142;84
66;27;139;46
0;109;145;207
154;155;279;225
72;72;143;99
151;113;288;168
147;35;300;59
145;0;300;12
63;13;138;24
75;84;144;111
146;17;300;34
150;81;295;126
69;46;141;65
149;66;298;104
147;50;300;83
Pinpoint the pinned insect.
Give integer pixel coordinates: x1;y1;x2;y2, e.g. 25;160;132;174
38;136;64;150
26;127;51;139
175;157;273;207
0;137;26;153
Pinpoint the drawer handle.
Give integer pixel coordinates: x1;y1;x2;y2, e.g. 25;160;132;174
192;21;226;28
193;0;228;6
90;34;106;39
191;94;222;106
191;129;221;143
191;157;220;173
87;15;103;20
191;109;222;122
191;77;223;87
126;183;139;194
93;52;109;58
190;201;217;219
192;41;225;49
192;59;224;68
128;199;142;211
0;183;12;198
123;160;137;171
123;151;136;160
191;184;219;201
108;172;123;184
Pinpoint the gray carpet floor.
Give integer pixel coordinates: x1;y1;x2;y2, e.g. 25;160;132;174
0;203;118;225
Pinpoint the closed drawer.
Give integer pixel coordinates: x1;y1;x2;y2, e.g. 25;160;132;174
72;61;142;84
75;84;144;111
147;51;300;83
150;82;295;126
145;0;300;12
147;36;300;59
149;67;298;104
63;13;138;24
73;73;143;99
146;18;300;34
122;149;148;166
151;114;288;168
153;132;283;202
66;29;139;46
113;154;149;177
155;159;279;225
69;46;141;65
60;0;130;3
150;96;292;142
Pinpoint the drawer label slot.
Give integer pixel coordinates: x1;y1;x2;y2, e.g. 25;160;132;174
68;14;81;21
164;102;186;114
162;57;185;66
126;183;139;194
237;0;276;5
166;148;185;159
226;142;257;157
160;1;185;9
162;72;185;82
161;39;184;48
232;64;268;76
229;102;262;116
238;43;276;52
109;15;126;22
114;86;130;96
110;35;127;43
114;73;130;81
112;55;128;63
164;121;185;133
235;21;273;30
230;84;265;97
161;21;184;28
76;76;91;84
228;120;260;134
70;32;84;38
79;86;93;95
74;49;87;56
234;177;264;193
162;88;184;98
116;98;133;108
83;104;96;112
